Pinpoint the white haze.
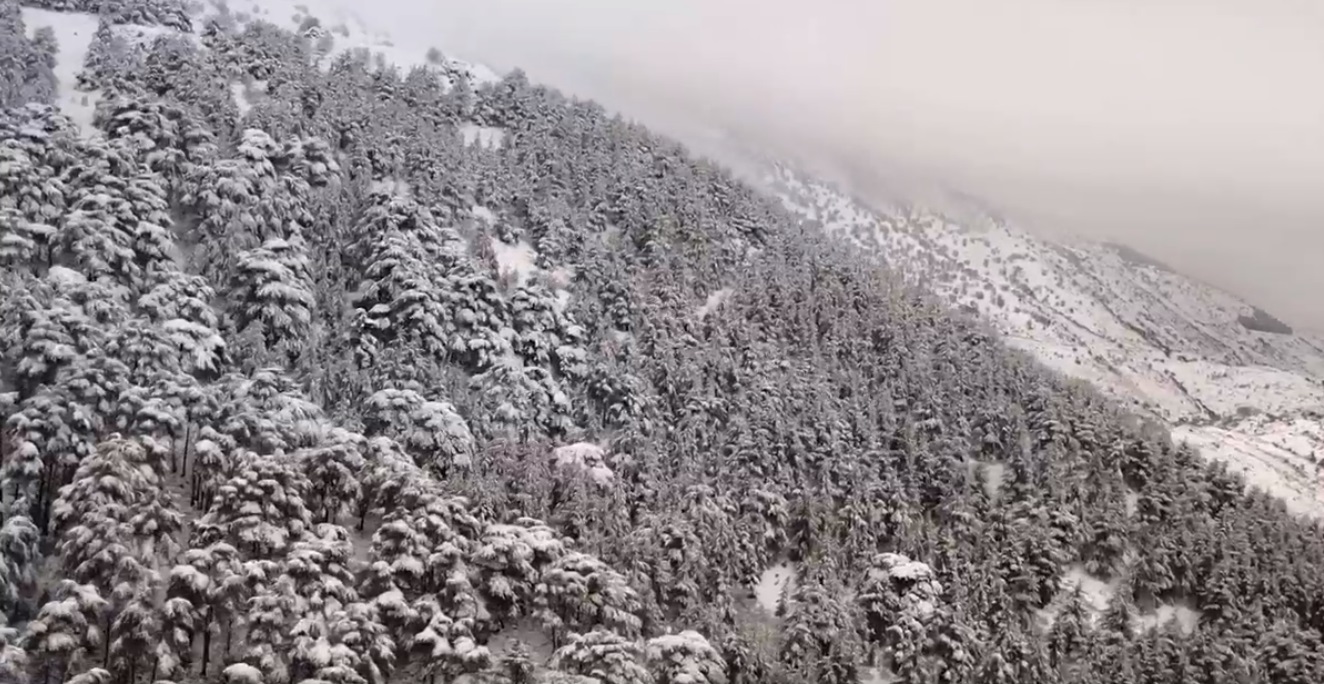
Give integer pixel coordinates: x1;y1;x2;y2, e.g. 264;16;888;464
355;0;1324;329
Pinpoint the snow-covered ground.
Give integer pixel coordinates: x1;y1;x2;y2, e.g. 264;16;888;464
753;561;796;616
694;287;731;320
763;162;1324;518
490;238;538;284
460;123;506;149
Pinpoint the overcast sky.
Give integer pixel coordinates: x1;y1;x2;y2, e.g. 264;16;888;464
358;0;1324;329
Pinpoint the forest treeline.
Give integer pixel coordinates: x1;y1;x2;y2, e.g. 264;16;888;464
3;2;1324;683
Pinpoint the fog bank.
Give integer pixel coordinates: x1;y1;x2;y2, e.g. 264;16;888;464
359;0;1324;329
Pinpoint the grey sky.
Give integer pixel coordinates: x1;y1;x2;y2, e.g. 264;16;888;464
365;0;1324;329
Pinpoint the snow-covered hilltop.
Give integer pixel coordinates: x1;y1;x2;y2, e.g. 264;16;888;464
762;162;1324;516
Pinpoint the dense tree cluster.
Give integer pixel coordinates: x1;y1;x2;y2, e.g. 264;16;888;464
3;1;1324;683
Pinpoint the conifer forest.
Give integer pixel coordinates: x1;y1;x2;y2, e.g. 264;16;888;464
3;2;1324;683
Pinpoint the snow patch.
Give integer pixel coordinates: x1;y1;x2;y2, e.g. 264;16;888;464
1138;601;1201;635
1124;488;1140;517
21;8;101;137
966;460;1006;500
553;289;573;314
694;288;731;320
46;265;87;286
1038;564;1118;629
1060;565;1117;613
460;123;506;149
862;667;897;684
370;177;411;197
753;561;796;615
490;238;538;285
230;82;254;115
486;618;555;665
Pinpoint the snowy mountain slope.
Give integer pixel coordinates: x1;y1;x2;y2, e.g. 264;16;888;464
13;3;1324;682
25;0;1324;519
761;162;1324;516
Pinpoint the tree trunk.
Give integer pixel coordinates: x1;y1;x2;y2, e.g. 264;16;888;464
201;607;213;676
104;614;113;667
34;468;50;533
182;422;193;477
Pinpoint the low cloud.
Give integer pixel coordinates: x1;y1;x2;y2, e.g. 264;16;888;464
362;0;1324;328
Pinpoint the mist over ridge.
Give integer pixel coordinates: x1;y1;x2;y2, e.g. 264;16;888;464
361;0;1324;329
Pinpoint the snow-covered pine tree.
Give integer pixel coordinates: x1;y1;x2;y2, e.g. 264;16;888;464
229;237;317;362
362;388;476;477
549;630;652;684
409;605;492;684
645;631;727;684
0;515;39;618
469;518;566;628
194;449;314;560
20;580;109;684
0;613;28;684
535;552;643;643
856;552;943;659
779;576;862;684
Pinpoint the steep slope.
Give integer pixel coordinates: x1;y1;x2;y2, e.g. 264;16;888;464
762;162;1324;515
